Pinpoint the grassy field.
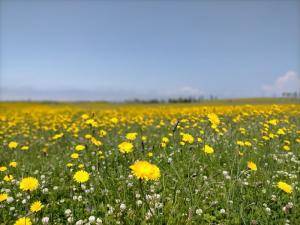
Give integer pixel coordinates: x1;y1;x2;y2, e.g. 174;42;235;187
0;100;299;224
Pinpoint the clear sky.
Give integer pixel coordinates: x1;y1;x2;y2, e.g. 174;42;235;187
1;0;300;101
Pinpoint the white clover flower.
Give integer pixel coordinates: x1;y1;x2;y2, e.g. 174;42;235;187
75;219;84;225
7;196;14;203
195;208;203;215
120;203;126;211
42;217;49;224
65;209;72;216
220;209;226;214
89;216;96;223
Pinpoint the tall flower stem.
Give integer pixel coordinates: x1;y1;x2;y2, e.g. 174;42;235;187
139;179;154;217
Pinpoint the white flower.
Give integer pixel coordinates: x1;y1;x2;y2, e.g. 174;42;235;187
7;196;14;203
89;216;96;223
96;218;103;225
220;209;226;214
195;208;203;215
42;217;49;224
136;200;143;206
65;209;72;216
75;220;84;225
120;203;126;211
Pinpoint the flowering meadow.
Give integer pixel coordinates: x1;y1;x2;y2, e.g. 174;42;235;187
0;102;300;225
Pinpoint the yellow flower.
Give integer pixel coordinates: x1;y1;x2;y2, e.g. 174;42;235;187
66;163;73;167
8;141;18;149
126;132;138;141
130;160;160;181
21;146;29;151
73;170;90;183
182;133;194;144
20;177;39;192
203;145;214;154
14;217;32;225
147;152;153;157
4;174;14;182
283;145;290;151
0;193;8;202
277;181;293;193
75;145;86;151
118;142;134;154
71;153;79;159
0;166;7;172
30;201;44;212
9;161;17;167
207;113;220;128
52;133;64;140
247;161;257;171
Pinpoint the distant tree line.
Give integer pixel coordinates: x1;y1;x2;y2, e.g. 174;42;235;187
125;95;218;104
282;92;300;98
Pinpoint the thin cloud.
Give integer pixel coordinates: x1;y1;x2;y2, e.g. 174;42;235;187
262;71;300;96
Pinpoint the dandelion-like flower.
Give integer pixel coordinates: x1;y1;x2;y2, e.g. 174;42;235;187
75;145;86;151
118;142;134;154
0;193;8;202
130;160;160;181
277;181;293;194
8;141;18;149
182;133;194;144
73;170;90;183
247;161;257;171
203;145;214;154
30;201;44;212
20;177;39;192
126;132;138;141
14;217;32;225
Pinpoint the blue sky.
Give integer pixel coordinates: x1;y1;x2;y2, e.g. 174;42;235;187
1;0;300;101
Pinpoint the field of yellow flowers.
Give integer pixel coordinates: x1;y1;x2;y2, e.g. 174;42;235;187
0;102;299;225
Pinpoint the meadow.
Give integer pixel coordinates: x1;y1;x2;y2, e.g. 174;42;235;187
0;101;299;225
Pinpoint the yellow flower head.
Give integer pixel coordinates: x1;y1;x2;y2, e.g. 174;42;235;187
4;174;14;182
207;113;220;128
203;145;214;154
14;217;32;225
126;132;138;141
0;193;8;202
0;166;7;172
277;181;293;194
130;160;160;181
8;141;18;149
75;145;86;151
247;161;257;171
20;177;39;192
182;133;194;144
71;153;79;159
30;201;44;212
21;146;29;151
118;142;134;154
9;161;17;167
73;170;90;183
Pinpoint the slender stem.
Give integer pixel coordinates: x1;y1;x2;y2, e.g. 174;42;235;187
139;179;154;217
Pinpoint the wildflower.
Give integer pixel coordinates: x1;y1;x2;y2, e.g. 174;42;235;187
0;193;8;202
182;133;194;144
207;113;220;128
42;217;49;224
9;161;17;167
4;174;14;182
21;146;29;150
71;153;79;159
247;161;257;171
130;160;160;181
126;132;138;141
8;141;18;149
30;201;44;212
283;145;290;151
203;145;214;154
20;177;39;192
0;166;7;172
73;170;90;183
75;145;86;151
277;181;293;193
118;142;134;154
14;217;32;225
